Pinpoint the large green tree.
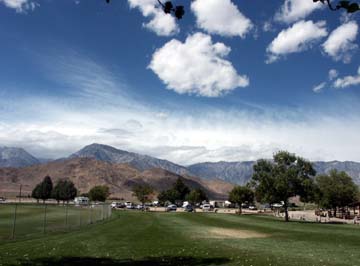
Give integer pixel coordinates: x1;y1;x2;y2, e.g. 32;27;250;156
186;188;208;206
88;185;110;202
157;178;191;204
132;184;154;206
173;178;191;201
52;179;78;204
32;176;53;203
251;151;316;222
315;169;359;216
31;184;41;203
157;189;180;205
228;185;254;214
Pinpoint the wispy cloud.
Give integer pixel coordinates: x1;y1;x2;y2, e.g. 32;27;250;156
333;66;360;88
41;52;129;103
0;0;37;13
328;69;338;81
1;91;360;164
1;51;360;164
313;82;326;93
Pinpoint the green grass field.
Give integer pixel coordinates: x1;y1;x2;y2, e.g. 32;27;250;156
0;204;107;240
1;211;360;266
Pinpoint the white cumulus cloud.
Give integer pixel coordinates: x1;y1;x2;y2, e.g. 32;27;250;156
275;0;324;24
190;0;253;38
322;21;358;63
266;20;328;63
148;32;249;97
0;0;37;12
128;0;179;36
333;66;360;88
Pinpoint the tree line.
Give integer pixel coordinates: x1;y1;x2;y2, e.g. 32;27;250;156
232;151;360;222
31;151;359;222
132;178;209;208
31;176;110;204
132;151;359;222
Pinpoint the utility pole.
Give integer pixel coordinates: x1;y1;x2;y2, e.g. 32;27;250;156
19;184;22;203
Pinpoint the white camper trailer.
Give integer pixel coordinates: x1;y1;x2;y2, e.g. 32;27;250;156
74;196;89;206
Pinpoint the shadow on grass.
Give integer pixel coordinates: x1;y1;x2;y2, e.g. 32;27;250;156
18;256;231;266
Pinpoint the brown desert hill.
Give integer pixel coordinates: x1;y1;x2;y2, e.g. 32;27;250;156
0;157;233;200
136;168;233;200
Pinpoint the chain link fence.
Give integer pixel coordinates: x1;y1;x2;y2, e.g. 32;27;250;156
0;203;112;240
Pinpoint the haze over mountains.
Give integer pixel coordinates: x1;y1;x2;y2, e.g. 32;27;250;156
1;144;360;187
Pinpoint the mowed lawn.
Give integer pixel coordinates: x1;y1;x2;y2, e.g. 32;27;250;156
1;211;360;266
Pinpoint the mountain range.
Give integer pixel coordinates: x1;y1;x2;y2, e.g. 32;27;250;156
0;147;40;168
188;160;360;185
1;144;360;196
69;144;189;175
0;157;232;200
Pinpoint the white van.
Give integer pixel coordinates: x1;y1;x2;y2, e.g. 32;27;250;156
125;201;134;209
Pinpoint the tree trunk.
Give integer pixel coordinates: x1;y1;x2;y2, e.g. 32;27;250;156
238;205;242;215
284;202;289;222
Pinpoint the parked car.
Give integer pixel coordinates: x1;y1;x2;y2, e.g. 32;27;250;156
166;204;177;212
136;204;150;211
126;205;135;210
272;203;283;208
249;205;257;210
125;202;135;209
184;204;194;212
241;203;249;209
111;202;125;209
202;204;214;212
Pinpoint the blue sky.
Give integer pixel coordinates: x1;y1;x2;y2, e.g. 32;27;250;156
0;0;359;164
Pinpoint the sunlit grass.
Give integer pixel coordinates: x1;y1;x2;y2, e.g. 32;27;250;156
1;211;360;266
